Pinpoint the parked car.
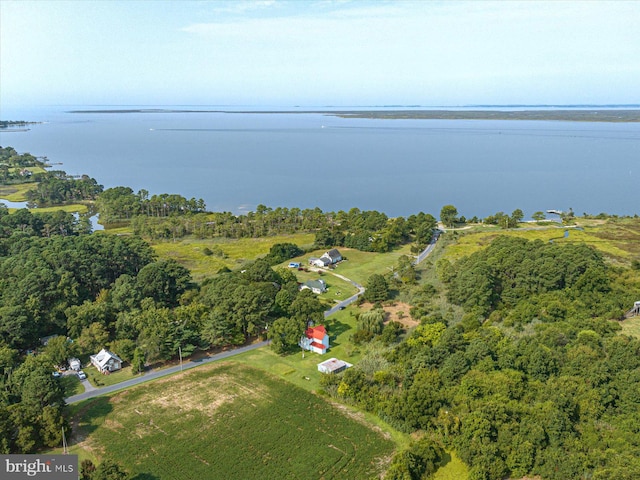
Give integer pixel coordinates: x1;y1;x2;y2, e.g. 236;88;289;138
77;371;87;380
52;371;61;378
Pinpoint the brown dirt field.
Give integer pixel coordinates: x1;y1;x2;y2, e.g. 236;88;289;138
359;301;419;329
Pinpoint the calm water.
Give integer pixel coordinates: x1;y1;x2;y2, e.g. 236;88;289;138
1;106;638;218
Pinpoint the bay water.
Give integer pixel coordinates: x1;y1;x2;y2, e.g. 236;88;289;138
1;106;638;218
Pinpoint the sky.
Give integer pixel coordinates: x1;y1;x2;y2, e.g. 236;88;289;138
1;0;639;107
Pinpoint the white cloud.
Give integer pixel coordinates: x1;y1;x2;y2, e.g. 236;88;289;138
202;0;278;16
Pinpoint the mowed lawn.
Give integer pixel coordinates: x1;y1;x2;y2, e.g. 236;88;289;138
73;362;394;480
289;268;359;303
285;245;414;287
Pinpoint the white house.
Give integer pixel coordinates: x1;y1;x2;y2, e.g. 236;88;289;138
300;279;327;294
309;257;331;268
317;358;352;374
299;325;330;355
90;349;122;373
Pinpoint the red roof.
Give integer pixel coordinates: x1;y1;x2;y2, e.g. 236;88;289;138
309;341;326;350
305;325;327;341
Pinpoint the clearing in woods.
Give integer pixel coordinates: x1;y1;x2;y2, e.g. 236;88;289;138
72;362;394;479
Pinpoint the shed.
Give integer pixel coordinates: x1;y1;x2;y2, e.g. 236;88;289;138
317;358;352;374
69;358;81;371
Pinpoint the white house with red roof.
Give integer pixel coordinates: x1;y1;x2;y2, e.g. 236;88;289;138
299;325;330;354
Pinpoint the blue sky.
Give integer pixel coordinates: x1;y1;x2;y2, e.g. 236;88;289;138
1;0;639;107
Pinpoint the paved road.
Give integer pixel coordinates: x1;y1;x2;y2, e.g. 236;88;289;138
66;341;268;404
324;273;365;317
414;230;441;265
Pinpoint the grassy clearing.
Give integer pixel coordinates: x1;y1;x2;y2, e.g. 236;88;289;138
31;204;89;214
8;166;46;175
442;220;637;265
151;233;315;281
621;317;640;338
100;225;132;235
70;362;395;480
433;451;470;480
0;183;36;201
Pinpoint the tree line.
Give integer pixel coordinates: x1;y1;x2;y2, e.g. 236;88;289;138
96;182;439;253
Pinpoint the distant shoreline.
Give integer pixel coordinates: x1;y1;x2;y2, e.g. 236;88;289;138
66;109;640;122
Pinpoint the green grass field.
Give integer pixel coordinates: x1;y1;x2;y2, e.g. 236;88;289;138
8;166;46;175
0;182;36;201
284;245;414;287
288;268;359;303
433;451;470;480
84;364;137;388
71;362;395;480
8;204;90;214
151;233;316;281
32;203;89;214
621;317;640;338
443;219;640;265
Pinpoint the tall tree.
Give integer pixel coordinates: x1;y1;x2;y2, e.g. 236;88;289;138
440;205;458;227
364;274;389;303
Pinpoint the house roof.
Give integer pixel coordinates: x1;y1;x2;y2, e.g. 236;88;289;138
90;349;122;369
312;256;331;265
309;341;326;350
304;279;326;291
325;249;342;260
306;325;327;341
